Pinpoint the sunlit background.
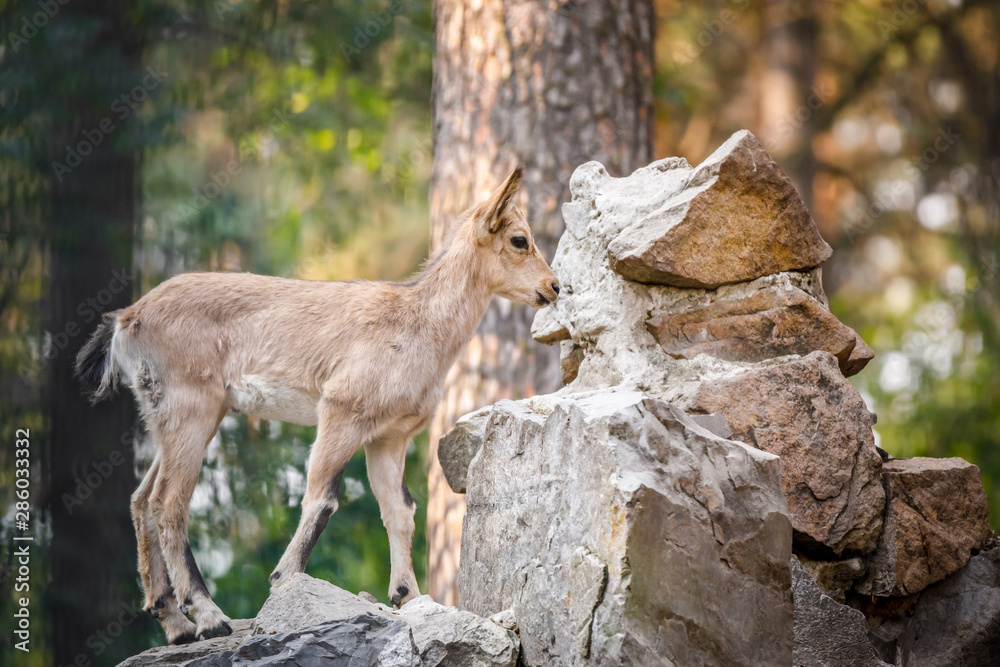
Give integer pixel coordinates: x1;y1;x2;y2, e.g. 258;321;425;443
1;0;997;664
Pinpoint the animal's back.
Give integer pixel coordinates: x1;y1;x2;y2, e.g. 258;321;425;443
114;272;390;424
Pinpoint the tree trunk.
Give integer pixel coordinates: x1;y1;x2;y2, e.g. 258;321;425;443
757;0;817;207
43;3;146;663
427;0;655;604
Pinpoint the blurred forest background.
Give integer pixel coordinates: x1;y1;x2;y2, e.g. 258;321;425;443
1;0;997;665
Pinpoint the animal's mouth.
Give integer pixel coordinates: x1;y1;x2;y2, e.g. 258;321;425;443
535;291;552;307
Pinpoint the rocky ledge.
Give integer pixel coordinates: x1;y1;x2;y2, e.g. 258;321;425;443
119;573;519;667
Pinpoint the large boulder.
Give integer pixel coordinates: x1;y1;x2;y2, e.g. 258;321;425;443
691;351;885;557
606;130;831;288
857;458;991;597
791;557;890;667
459;391;794;666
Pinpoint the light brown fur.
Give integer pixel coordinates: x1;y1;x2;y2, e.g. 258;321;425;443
83;167;558;643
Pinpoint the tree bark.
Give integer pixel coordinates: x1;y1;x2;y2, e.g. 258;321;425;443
427;0;655;604
42;3;146;663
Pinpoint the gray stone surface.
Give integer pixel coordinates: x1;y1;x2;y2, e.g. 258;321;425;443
397;595;519;667
252;572;397;635
791;557;890;667
460;391;794;666
438;406;490;494
116;619;254;667
187;614;419;667
865;546;1000;666
122;575;519;667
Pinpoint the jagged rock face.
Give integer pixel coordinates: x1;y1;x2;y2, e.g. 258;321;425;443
866;545;1000;666
188;616;420;667
645;281;873;376
790;557;891;667
605;130;831;288
253;572;398;634
438;406;490;494
459;392;794;667
398;596;521;667
119;575;518;667
530;139;866;396
691;351;885;557
256;575;519;667
857;458;991;597
116;620;255;667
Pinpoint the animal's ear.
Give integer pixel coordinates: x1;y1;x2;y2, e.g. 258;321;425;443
477;165;523;239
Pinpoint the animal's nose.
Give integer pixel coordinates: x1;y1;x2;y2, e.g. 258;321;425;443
551;282;561;295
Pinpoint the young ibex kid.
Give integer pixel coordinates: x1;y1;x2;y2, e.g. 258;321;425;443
75;167;559;644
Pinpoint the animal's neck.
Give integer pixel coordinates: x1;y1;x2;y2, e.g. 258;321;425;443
412;234;493;362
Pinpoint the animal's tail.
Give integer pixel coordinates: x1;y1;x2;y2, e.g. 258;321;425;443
75;310;122;404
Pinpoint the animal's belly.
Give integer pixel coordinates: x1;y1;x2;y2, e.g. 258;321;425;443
226;376;319;426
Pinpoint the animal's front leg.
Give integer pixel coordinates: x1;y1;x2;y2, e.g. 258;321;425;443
270;401;363;589
365;436;419;607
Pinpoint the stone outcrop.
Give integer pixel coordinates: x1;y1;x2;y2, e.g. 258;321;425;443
117;620;255;667
189;615;419;667
459;393;794;666
119;574;517;667
435;132;997;667
397;595;521;667
691;351;885;557
606;130;831;288
791;557;891;667
865;544;1000;666
857;457;991;597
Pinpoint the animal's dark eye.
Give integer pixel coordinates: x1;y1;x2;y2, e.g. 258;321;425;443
511;236;528;250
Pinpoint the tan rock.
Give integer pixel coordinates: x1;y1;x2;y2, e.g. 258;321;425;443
692;351;885;556
607;130;831;288
646;284;872;376
857;457;991;597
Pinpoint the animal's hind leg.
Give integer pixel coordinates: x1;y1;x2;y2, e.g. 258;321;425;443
148;392;230;641
131;450;197;644
365;435;419;607
270;400;364;589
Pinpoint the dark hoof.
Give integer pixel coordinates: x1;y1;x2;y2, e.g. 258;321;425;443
390;585;410;608
269;571;282;586
147;594;169;618
169;632;198;646
198;621;232;640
